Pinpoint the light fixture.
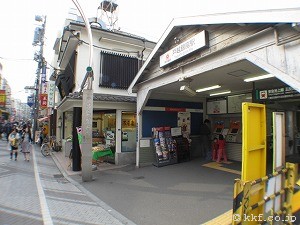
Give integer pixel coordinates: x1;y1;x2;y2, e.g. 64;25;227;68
180;85;196;97
196;85;221;93
244;74;275;82
209;90;231;96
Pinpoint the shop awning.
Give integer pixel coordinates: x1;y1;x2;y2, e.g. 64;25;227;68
38;116;48;122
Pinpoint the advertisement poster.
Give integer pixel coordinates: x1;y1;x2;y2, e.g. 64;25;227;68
207;97;227;114
177;112;191;134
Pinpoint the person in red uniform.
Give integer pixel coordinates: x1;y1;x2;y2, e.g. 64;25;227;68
216;134;227;163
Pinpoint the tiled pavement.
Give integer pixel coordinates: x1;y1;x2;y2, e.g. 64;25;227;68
0;139;135;225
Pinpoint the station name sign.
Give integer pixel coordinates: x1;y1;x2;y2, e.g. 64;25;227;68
159;30;209;67
255;86;300;101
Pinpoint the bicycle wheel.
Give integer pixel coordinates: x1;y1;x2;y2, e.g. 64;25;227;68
41;143;50;157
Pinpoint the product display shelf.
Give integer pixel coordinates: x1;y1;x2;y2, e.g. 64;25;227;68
152;127;178;167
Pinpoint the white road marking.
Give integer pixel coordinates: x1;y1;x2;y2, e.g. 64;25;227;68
32;145;54;225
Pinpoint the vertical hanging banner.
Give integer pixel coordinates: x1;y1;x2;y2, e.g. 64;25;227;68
40;65;47;95
41;65;46;84
47;80;55;107
0;90;6;107
27;95;34;107
39;65;48;109
41;82;48;94
40;94;48;109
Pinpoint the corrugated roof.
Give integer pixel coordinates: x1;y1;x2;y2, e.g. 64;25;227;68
128;7;300;93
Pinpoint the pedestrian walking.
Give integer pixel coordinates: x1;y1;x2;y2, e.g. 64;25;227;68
216;134;227;163
199;119;212;160
8;128;20;161
21;127;32;161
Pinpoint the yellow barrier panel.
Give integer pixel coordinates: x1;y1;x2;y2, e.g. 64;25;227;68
292;170;300;213
292;190;300;213
242;103;266;223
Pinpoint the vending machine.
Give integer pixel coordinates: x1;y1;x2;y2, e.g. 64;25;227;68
226;121;241;143
213;121;225;139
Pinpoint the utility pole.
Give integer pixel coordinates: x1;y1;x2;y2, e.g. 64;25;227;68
71;0;94;182
32;15;46;142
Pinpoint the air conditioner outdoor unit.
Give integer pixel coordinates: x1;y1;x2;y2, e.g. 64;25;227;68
180;85;196;97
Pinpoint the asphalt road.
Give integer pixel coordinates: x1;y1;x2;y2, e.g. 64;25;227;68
72;158;239;225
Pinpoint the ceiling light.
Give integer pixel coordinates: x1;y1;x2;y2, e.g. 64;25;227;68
196;85;221;93
180;85;196;97
244;74;275;82
209;91;231;96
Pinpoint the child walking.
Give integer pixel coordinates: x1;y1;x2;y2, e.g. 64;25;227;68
216;134;227;163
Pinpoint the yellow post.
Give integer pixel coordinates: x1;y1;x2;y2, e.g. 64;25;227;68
242;103;266;223
292;164;300;213
285;162;296;222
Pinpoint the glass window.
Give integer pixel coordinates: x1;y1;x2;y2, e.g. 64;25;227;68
121;112;136;152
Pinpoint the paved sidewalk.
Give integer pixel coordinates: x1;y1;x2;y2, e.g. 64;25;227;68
0;140;136;225
52;149;238;225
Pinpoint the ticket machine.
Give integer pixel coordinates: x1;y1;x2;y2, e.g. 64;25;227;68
213;121;225;139
226;121;241;143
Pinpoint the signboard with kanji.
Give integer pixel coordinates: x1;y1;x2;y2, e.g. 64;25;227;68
39;94;48;109
0;90;6;107
27;95;34;107
47;80;55;107
255;86;300;101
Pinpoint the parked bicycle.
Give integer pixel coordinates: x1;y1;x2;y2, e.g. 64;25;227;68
41;136;61;157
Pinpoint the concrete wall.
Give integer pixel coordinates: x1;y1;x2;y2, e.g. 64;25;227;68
115;152;136;165
73;26;154;95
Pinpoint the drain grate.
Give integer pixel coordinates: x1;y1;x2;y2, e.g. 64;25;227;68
53;174;64;178
53;174;69;183
132;176;144;180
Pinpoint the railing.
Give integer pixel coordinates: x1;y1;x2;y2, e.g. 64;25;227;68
232;163;297;225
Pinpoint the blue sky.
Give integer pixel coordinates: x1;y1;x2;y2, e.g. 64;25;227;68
0;0;299;102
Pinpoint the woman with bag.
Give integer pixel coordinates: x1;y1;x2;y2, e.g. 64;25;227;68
21;127;32;161
8;128;20;161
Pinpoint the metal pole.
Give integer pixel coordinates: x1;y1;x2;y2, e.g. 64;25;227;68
32;71;40;142
71;0;94;182
32;16;46;143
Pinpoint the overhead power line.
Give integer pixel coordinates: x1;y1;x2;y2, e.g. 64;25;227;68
0;56;34;61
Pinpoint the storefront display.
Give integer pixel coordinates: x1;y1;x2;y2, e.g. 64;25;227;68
105;130;115;148
92;144;114;164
